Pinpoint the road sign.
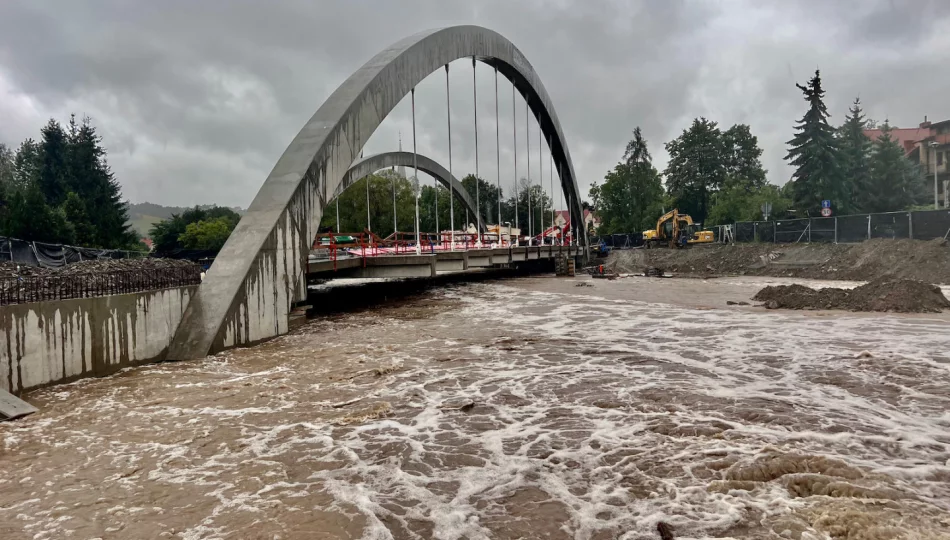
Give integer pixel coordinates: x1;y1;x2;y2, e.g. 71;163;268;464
760;202;773;221
820;207;832;217
821;200;831;209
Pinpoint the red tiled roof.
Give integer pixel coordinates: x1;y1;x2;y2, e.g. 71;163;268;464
863;127;931;154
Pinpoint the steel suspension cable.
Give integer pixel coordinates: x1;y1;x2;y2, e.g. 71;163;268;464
512;83;518;236
412;88;420;255
550;137;554;235
494;67;501;245
365;170;371;232
539;127;543;244
526;100;531;244
472;57;480;236
445;64;454;249
336;197;340;233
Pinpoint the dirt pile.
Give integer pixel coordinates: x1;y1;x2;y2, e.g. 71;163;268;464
608;238;950;284
753;278;950;313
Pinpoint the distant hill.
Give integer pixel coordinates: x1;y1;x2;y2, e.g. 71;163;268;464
128;202;245;239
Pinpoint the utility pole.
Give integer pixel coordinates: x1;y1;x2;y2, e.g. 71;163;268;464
930;141;939;210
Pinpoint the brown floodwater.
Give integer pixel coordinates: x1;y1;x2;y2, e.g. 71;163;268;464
2;275;950;540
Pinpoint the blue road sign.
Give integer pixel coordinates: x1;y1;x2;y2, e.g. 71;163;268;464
821;200;831;209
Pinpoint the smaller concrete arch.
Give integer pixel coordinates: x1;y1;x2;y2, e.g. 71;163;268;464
338;151;486;232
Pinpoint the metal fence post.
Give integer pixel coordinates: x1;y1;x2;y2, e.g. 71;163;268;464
867;214;871;240
908;212;913;239
773;221;776;243
808;220;812;243
834;217;838;243
753;222;757;242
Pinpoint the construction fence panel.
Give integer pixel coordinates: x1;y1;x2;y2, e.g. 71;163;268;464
836;215;869;243
752;221;775;243
773;219;810;243
911;210;950;240
735;222;755;243
870;212;911;240
809;217;836;242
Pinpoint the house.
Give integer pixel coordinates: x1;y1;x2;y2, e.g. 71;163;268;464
864;116;950;206
141;237;154;251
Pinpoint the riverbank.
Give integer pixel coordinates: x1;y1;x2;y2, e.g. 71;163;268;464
606;238;950;284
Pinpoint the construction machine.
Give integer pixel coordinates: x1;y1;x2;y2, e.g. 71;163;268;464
642;209;715;248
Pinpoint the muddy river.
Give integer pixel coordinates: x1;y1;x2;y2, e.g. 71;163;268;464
2;275;950;539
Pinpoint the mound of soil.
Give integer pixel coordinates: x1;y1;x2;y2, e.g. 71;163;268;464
752;278;950;313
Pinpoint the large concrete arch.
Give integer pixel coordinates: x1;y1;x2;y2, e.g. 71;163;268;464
167;25;586;360
337;151;486;232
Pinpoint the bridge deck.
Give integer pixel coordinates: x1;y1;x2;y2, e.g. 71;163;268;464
308;245;584;278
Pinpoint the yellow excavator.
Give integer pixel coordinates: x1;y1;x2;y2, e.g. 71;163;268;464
642;209;715;248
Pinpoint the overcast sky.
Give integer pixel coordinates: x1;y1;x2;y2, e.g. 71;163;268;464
2;0;949;209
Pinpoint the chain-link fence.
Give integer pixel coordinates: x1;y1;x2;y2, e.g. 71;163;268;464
0;236;148;269
733;209;950;244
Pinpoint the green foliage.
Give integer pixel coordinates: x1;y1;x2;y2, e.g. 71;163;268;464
0;115;139;249
707;182;792;225
461;174;502;226
62;192;95;246
785;70;847;216
838;98;873;212
150;206;241;252
178;217;235;250
507;180;554;236
590;127;664;234
664;119;768;224
864;122;927;212
4;184;72;243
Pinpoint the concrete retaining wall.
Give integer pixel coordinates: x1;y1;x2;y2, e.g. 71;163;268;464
0;286;196;395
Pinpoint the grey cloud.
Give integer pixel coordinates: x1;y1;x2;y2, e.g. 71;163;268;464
1;0;948;208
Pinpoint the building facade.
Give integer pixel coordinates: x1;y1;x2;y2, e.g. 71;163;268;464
864;117;950;207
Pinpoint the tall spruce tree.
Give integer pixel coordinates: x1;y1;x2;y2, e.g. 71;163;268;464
67;117;138;247
838;97;873;212
866;121;926;212
38;119;70;207
785;70;845;215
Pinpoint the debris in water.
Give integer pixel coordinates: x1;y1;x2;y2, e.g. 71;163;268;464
657;521;675;540
335;402;393;425
855;351;873;359
644;266;665;277
726;300;750;306
575;282;593;287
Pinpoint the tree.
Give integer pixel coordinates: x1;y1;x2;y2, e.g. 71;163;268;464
66;116;138;248
664;118;727;223
4;183;72;243
38;119;70;207
785;70;845;215
838;98;873;212
707;183;792;225
150;206;241;252
62;192;95;246
0;143;14;190
461;174;503;226
178;217;235;250
722;124;767;189
864;122;927;212
13;139;41;191
589;127;664;234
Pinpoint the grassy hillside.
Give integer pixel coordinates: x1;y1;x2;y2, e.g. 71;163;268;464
128;202;244;239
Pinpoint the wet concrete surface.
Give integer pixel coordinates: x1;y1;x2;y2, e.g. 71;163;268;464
2;275;950;539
